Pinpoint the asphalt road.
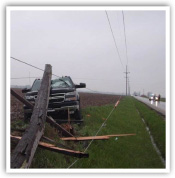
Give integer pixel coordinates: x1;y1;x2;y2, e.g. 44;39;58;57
134;96;165;116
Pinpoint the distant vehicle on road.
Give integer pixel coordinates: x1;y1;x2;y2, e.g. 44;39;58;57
149;93;155;101
149;93;160;101
133;92;140;96
154;94;161;101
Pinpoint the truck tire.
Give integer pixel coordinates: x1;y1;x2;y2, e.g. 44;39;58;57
74;109;82;120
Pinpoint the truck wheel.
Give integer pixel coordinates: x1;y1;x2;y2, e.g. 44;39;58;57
74;109;82;120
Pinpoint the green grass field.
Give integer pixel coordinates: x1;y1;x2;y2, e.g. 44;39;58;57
160;98;166;102
29;96;165;169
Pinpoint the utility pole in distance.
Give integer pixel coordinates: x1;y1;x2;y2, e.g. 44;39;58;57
128;77;130;96
124;65;130;96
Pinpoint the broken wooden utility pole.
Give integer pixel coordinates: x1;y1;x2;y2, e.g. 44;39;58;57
11;135;88;158
11;64;52;168
11;89;74;137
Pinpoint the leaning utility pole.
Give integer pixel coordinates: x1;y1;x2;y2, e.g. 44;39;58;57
11;64;52;168
124;65;130;96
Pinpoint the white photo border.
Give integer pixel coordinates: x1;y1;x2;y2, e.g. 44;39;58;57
6;6;170;174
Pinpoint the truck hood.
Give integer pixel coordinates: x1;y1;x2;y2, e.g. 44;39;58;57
51;88;75;94
26;87;75;96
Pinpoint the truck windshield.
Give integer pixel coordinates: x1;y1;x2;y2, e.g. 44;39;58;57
31;77;73;90
31;80;41;91
51;77;73;88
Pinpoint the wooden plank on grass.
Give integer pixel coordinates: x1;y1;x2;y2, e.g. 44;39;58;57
60;133;136;141
61;136;110;141
11;64;52;168
11;135;89;158
106;133;136;137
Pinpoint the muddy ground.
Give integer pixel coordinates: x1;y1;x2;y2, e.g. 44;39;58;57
10;88;121;121
79;92;120;109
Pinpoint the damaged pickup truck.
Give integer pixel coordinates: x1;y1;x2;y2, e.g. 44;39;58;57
22;76;86;122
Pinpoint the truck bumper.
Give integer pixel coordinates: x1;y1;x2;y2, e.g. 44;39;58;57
24;101;79;114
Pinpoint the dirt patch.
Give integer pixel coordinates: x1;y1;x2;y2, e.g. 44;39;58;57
10;88;24;121
79;92;121;109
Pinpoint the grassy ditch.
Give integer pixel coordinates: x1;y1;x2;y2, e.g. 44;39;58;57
133;99;165;159
29;96;165;168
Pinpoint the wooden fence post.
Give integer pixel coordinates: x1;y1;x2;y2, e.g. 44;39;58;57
11;64;52;168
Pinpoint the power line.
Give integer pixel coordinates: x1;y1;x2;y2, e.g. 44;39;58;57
121;11;130;96
83;106;116;153
11;76;110;81
105;11;125;70
11;77;42;79
10;77;115;95
11;57;60;78
122;11;129;66
11;57;45;72
67;96;121;169
85;88;99;93
72;77;114;81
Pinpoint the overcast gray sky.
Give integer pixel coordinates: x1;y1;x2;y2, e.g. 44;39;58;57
10;10;166;97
